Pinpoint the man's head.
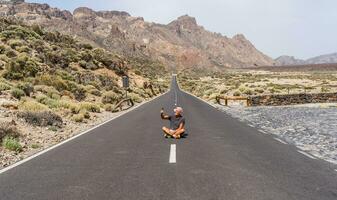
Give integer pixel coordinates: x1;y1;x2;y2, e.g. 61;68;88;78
174;107;183;116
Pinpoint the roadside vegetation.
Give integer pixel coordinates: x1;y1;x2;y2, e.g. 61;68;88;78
179;69;337;102
0;17;169;166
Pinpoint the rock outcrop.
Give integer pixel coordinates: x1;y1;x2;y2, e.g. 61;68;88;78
0;2;275;70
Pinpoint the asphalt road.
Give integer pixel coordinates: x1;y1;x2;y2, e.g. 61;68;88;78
0;76;337;200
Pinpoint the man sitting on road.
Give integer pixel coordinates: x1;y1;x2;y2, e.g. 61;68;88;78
161;107;185;139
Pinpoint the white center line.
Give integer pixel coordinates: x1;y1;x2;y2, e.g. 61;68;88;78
274;138;287;144
169;144;176;163
297;150;316;160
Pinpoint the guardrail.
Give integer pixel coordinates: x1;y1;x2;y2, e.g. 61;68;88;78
113;98;134;111
215;96;251;106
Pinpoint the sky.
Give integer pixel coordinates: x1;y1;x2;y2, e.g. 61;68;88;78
27;0;337;59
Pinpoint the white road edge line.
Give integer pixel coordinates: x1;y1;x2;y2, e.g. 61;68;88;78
0;91;169;175
274;138;287;144
169;144;176;163
297;150;317;160
259;129;269;134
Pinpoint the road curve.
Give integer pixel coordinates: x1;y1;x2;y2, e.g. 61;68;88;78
0;76;336;200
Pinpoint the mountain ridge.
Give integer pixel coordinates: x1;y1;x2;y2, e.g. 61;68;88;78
275;53;337;66
0;1;275;70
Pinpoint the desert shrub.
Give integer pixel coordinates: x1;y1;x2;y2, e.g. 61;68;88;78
233;91;241;96
35;74;68;92
2;136;22;152
102;91;120;104
238;86;246;93
321;87;330;93
80;43;93;50
17;82;34;96
269;88;277;94
16;45;31;53
4;53;39;80
11;88;25;99
128;92;143;103
31;144;40;149
79;102;101;113
70;104;81;114
72;86;87;101
254;88;264;94
1;25;41;40
89;88;101;96
5;49;17;58
8;39;24;49
104;104;114;112
0;45;5;54
0;82;11;91
220;89;228;94
243;89;253;95
72;113;85;123
18;111;63;127
0;122;20;142
80;110;91;119
18;100;49;112
36;94;75;110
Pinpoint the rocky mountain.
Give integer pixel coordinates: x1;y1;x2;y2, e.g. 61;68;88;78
0;1;275;70
275;53;337;66
306;53;337;65
275;56;305;66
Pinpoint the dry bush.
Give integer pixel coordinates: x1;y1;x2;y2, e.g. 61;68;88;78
0;122;20;142
18;111;63;127
102;91;120;104
19;100;49;112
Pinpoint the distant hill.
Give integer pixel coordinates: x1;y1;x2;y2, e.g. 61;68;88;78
274;56;305;66
275;53;337;66
0;1;274;70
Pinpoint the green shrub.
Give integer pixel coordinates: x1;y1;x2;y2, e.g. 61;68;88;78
4;53;39;80
254;88;264;94
79;102;101;113
0;45;6;54
18;111;63;127
72;113;85;123
243;89;253;95
0;122;20;142
321;87;330;93
102;91;120;104
0;82;11;91
233;91;241;96
5;49;17;58
2;136;22;152
31;144;40;149
104;104;114;112
18;100;49;112
11;88;25;99
35;75;68;92
17;82;34;96
16;45;31;53
128;92;143;103
8;39;24;49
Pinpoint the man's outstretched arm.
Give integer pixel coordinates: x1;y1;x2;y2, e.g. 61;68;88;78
160;108;170;120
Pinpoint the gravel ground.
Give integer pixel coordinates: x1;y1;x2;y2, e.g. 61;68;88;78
214;103;337;165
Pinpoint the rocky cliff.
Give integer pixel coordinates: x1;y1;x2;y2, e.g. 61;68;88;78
0;2;275;70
